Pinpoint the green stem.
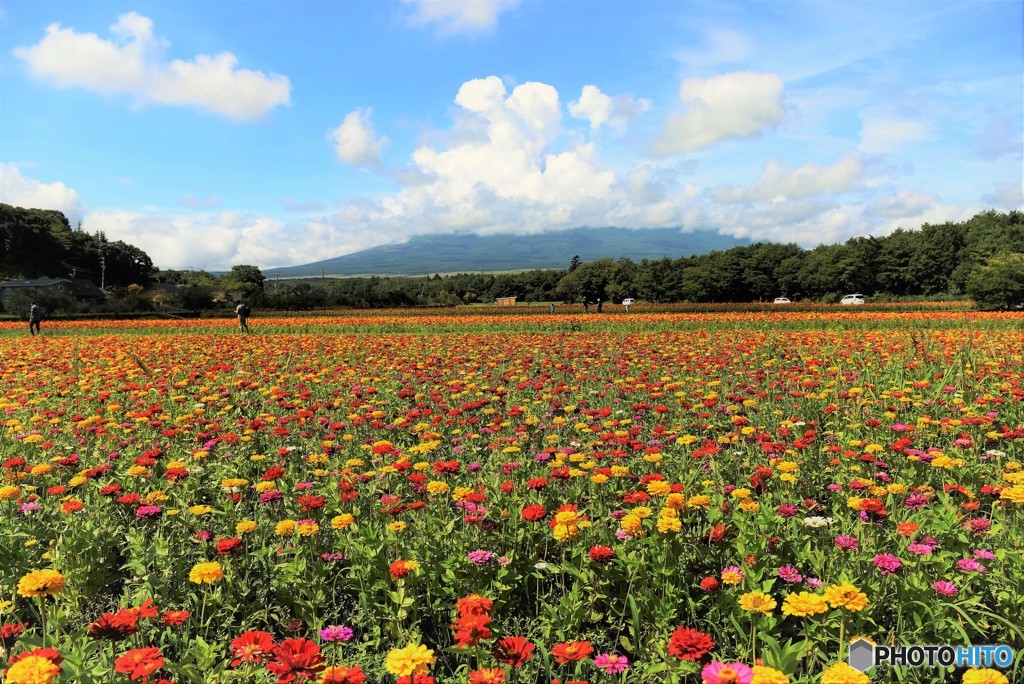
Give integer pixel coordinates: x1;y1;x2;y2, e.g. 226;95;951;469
39;598;47;648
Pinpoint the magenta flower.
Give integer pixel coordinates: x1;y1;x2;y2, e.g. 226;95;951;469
872;554;903;575
135;505;163;519
973;548;995;560
777;566;803;583
933;581;958;597
319;625;354;642
834;535;859;551
963;518;992;536
955;558;987;573
905;494;929;510
907;543;933;556
468;549;494;566
594;653;630;675
701;661;754;684
777;504;799;518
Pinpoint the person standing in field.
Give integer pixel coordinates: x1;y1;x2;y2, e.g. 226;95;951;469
235;301;251;333
29;302;42;336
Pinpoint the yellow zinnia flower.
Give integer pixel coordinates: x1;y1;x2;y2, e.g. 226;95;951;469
823;582;869;612
5;654;62;684
331;514;355;529
739;591;777;614
961;668;1009;684
751;664;791;684
782;592;829;617
821;662;871;684
17;569;65;598
188;561;224;584
384;644;436;676
236;520;258;534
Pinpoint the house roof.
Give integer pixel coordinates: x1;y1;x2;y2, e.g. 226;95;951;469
0;278;72;288
72;279;106;299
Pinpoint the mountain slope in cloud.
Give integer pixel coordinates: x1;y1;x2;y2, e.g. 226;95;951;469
268;226;749;276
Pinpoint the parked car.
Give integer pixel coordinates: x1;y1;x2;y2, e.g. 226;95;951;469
840;294;866;305
773;297;791;304
622;298;636;306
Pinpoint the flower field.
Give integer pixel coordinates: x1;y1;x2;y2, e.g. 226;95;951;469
1;309;1022;684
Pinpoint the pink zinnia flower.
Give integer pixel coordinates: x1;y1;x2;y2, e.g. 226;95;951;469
933;581;958;597
907;543;933;556
318;625;353;643
905;494;929;510
872;554;903;575
834;535;859;551
468;549;494;566
973;548;995;560
594;653;629;675
955;558;986;573
777;566;803;583
701;661;754;684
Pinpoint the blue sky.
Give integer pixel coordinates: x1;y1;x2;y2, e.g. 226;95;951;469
1;0;1020;270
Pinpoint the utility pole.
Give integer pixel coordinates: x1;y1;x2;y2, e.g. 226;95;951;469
100;253;106;291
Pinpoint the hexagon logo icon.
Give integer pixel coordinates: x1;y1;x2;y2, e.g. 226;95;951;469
848;638;875;672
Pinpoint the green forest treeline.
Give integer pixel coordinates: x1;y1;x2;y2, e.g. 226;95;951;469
2;203;1022;311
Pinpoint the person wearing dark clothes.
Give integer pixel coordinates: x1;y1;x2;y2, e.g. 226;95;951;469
29;303;42;336
235;301;251;333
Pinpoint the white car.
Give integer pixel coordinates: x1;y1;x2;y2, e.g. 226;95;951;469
773;297;791;304
840;294;866;305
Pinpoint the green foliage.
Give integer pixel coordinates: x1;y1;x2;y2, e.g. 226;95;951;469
0;203;155;287
966;252;1024;310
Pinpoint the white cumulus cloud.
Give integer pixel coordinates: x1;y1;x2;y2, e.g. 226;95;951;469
331;108;388;166
404;0;519;35
569;85;650;132
710;152;864;204
0;163;83;220
652;71;785;155
12;12;290;120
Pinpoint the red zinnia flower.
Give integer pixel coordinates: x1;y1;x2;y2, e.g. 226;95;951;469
8;647;63;667
588;546;614;563
217;537;244;555
492;636;535;667
469;668;506;684
521;504;547;521
266;638;325;683
396;675;436;684
452;613;491;647
88;611;139;640
321;664;367;684
700;577;719;592
667;626;715;661
0;621;26;647
160;610;190;627
230;630;276;667
390;560;411;579
130;598;160;620
114;646;165;681
550;640;594;664
455;594;493;617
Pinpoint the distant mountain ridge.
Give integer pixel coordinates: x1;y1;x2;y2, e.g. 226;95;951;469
270;227;749;276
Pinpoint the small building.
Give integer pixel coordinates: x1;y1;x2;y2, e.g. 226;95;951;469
0;278;106;310
0;278;76;310
495;296;517;307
